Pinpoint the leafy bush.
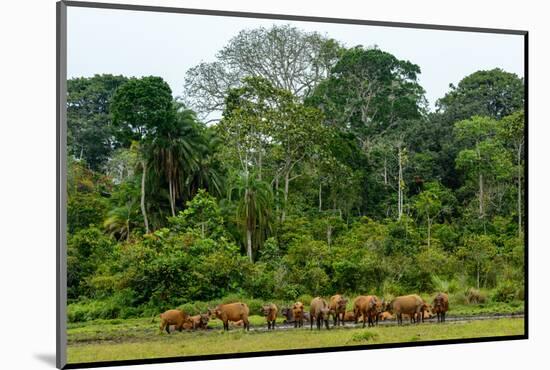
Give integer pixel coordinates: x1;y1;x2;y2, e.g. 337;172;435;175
68;299;121;323
492;280;522;303
466;288;487;304
297;294;313;306
349;331;379;343
450;291;468;305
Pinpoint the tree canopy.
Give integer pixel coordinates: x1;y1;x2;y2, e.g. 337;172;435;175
66;28;525;321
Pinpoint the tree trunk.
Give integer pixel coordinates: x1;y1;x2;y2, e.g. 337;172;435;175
318;181;322;212
258;149;262;181
246;227;253;262
517;144;522;237
383;157;388;185
479;173;484;218
427;216;431;248
327;224;332;246
140;161;150;234
168;179;176;217
397;148;403;220
476;262;480;289
275;176;280;215
282;171;290;222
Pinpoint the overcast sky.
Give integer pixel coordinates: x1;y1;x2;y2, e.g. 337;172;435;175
67;6;524;112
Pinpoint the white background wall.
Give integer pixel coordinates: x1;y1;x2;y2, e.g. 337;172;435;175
0;0;545;369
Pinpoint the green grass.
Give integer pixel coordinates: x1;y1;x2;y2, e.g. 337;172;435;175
67;317;524;364
447;301;524;316
67;315;287;343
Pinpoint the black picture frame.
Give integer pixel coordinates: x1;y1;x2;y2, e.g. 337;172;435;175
56;1;528;368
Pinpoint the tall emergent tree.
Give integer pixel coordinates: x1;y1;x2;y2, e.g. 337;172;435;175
306;47;425;218
220;77;328;222
454;116;512;220
307;46;425;143
183;25;342;117
413;182;455;247
67;74;128;170
148;102;203;217
436;68;524;122
498;110;525;235
110;76;176;233
229;171;273;262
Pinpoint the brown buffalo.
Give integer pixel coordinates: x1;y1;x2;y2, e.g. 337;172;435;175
282;306;311;325
281;307;292;323
159;309;188;334
432;293;449;323
292;302;305;328
231;320;244;327
378;311;393;321
209;302;250;331
408;303;433;323
329;294;348;327
183;313;209;330
310;297;331;330
344;311;357;322
262;303;278;330
420;303;433;321
353;295;382;328
388;295;426;325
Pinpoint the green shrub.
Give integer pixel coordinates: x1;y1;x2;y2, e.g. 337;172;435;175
466;288;487;304
177;301;210;316
431;275;450;293
297;294;313;306
67;299;120;322
349;331;379;343
450;291;468;305
492;280;521;303
382;280;406;297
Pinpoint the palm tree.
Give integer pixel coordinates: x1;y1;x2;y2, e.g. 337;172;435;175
188;128;225;198
228;171;273;262
104;177;141;241
148;103;202;217
104;201;137;241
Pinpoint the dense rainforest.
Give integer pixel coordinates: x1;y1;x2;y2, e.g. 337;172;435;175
66;25;525;322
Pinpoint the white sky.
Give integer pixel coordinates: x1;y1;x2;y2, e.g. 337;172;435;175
67;6;524;111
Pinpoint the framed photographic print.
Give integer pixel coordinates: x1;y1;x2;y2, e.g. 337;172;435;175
57;1;528;368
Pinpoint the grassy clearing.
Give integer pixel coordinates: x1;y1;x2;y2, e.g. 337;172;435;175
67;317;524;364
67;315;286;344
448;301;523;316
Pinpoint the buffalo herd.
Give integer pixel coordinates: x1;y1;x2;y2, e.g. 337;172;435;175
159;293;449;333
